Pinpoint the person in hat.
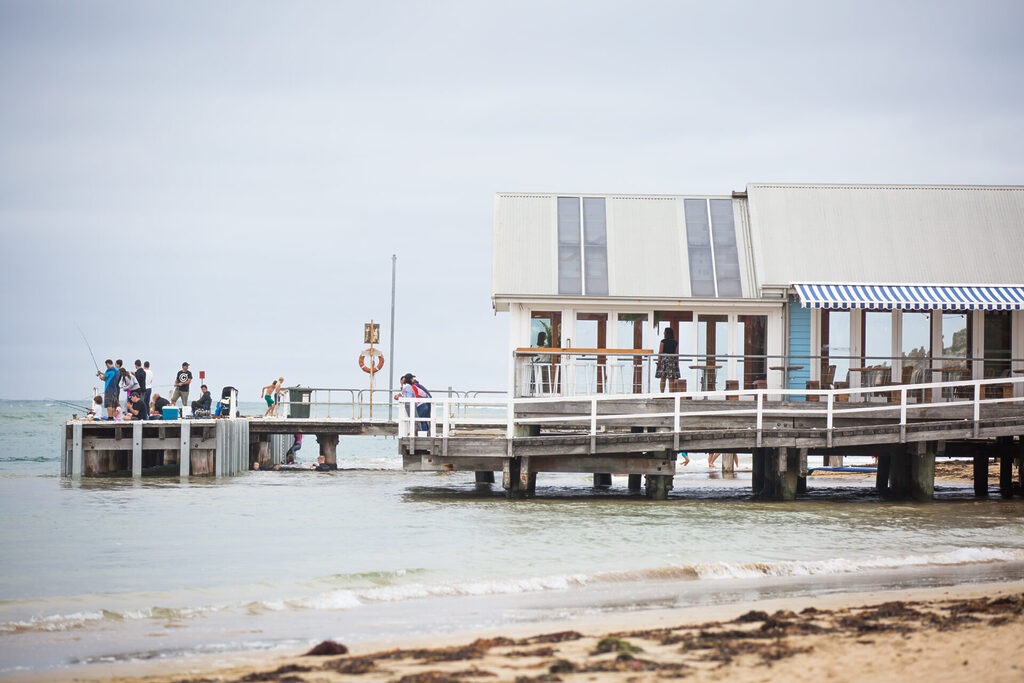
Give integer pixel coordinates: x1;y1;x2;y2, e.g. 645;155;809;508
170;362;193;408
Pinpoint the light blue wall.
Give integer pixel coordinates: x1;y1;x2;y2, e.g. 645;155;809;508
788;300;811;400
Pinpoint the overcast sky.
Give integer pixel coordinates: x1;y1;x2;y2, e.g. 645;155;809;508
1;0;1022;400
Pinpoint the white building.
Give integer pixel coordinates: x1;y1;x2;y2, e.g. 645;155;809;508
492;184;1024;399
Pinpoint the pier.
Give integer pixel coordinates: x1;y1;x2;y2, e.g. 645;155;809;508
59;387;502;477
398;376;1024;501
58;379;1024;503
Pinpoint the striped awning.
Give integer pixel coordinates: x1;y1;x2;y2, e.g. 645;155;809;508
794;283;1024;310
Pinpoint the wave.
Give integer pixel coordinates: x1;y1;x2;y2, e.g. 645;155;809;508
0;456;58;463
4;547;1022;635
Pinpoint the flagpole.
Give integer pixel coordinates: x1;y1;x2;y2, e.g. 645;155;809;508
388;255;397;422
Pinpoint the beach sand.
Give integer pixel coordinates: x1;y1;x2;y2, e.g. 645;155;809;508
36;580;1022;683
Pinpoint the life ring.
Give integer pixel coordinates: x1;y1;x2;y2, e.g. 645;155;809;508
359;348;384;374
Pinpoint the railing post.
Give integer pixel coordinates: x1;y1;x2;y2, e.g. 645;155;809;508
826;391;834;449
899;388;907;442
506;396;515;440
443;399;450;438
756;391;764;448
673;394;681;451
973;382;981;438
590;397;597;453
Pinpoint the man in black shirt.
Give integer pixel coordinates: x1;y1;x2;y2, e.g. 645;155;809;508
127;393;148;420
152;393;170;418
134;360;147;399
191;385;212;413
170;362;192;407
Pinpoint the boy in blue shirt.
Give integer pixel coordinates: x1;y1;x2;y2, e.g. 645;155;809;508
97;359;119;419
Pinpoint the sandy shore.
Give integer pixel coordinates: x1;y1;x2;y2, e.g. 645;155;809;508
27;580;1020;683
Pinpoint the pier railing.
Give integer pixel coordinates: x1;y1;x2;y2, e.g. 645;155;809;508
276;386;505;421
514;350;1024;398
399;376;1024;448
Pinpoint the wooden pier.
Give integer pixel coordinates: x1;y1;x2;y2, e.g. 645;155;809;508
399;377;1024;501
59;418;405;478
59;378;1024;502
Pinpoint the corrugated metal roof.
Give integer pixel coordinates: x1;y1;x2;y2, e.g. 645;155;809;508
747;184;1024;288
492;192;756;301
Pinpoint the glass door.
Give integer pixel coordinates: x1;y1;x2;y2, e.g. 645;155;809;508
698;314;728;391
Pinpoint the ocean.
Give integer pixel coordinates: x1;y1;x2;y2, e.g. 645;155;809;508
1;399;1023;676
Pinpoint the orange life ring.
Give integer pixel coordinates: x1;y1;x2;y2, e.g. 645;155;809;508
359;348;384;374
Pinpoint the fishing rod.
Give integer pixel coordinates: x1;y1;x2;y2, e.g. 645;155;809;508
75;322;100;374
51;399;93;412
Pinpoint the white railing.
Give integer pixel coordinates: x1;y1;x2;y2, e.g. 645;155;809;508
274;387;505;420
398;377;1024;446
514;350;1023;398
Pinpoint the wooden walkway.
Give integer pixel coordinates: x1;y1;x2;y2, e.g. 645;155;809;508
398;378;1024;500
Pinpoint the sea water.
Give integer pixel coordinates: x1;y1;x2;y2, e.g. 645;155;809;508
1;399;1023;676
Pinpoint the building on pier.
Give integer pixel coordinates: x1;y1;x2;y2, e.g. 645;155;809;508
492;184;1024;399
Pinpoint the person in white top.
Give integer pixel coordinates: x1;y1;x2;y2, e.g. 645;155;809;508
143;361;154;406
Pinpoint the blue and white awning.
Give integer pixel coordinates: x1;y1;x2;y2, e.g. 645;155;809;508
794;283;1024;310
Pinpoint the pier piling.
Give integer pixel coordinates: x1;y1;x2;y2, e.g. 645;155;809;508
475;471;495;484
888;446;911;498
593;473;612;488
998;437;1015;498
644;474;672;500
627;473;642;490
751;448;766;496
910;441;936;501
876;452;891;494
973;452;988;497
319;434;340;468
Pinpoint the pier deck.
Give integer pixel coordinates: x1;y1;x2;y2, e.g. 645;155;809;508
398;378;1024;500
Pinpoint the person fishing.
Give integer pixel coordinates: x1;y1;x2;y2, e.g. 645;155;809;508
96;359;119;419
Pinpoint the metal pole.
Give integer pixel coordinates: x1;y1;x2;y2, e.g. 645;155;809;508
369;319;375;419
388;254;397;422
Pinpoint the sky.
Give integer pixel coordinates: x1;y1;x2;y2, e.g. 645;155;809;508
1;0;1023;400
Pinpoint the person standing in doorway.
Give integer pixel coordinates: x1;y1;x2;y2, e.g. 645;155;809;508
170;362;193;407
143;361;154;407
656;328;681;393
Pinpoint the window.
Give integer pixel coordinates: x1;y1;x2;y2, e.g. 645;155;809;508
557;198;582;295
984;311;1011;378
862;311;892;368
710;199;741;297
684;198;742;298
684;199;715;297
557;197;608;296
738;315;767;389
941;312;970;369
530;311;561;348
698;314;728;391
821;309;851;387
582;198;608;296
901;312;930;383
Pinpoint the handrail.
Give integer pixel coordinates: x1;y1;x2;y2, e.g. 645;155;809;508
274;386;505;421
396;377;1024;444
